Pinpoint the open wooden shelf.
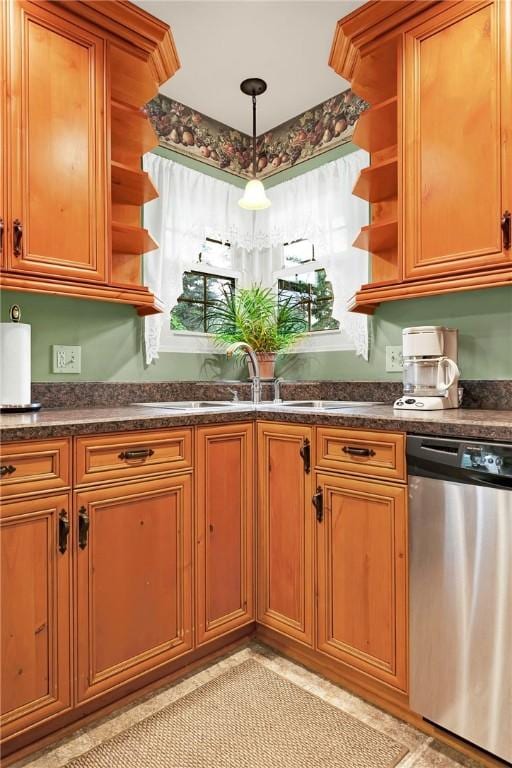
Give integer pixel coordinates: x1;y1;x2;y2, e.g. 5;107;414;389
353;157;397;203
110;44;158;107
353;219;398;253
111;161;158;206
112;222;158;255
351;39;397;104
111;100;159;165
353;97;397;152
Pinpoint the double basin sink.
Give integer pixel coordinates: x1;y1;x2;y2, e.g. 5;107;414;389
135;400;384;411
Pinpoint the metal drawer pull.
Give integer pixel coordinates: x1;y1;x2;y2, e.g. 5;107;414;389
58;510;70;554
78;506;90;550
13;219;23;256
118;448;154;461
312;486;323;523
0;464;16;476
342;446;376;457
299;438;311;474
502;210;511;250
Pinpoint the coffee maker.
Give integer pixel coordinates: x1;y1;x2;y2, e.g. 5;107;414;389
393;326;460;411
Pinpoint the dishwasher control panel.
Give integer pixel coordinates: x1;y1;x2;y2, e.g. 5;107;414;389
461;444;512;477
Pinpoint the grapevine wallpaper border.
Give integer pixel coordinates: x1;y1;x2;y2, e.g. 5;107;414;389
145;89;367;180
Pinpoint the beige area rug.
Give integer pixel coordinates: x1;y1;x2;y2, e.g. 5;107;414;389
65;660;409;768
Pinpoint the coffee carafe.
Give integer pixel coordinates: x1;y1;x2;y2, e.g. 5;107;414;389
394;326;461;411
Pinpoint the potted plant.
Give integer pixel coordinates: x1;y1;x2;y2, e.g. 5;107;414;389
209;285;307;379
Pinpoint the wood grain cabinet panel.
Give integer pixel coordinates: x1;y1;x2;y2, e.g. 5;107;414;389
0;438;71;499
0;493;72;740
75;429;192;486
257;422;314;647
195;423;254;646
7;1;107;282
404;0;512;278
315;472;407;691
75;474;193;703
316;427;405;482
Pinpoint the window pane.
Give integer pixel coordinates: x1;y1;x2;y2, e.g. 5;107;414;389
171;301;205;332
283;239;314;267
311;299;340;331
206;275;234;302
201;239;232;269
181;272;204;301
279;269;339;334
311;269;334;300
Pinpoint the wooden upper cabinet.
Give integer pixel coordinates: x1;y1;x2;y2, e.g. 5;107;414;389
0;493;72;740
0;1;6;270
75;474;193;703
1;0;179;314
404;0;512;279
257;422;314;647
315;472;408;692
7;1;107;282
195;423;254;646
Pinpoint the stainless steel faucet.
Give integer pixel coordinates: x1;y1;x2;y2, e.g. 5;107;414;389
226;342;262;404
273;377;283;403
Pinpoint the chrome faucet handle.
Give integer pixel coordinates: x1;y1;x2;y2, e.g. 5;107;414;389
252;377;262;404
273;377;283;403
227;387;239;403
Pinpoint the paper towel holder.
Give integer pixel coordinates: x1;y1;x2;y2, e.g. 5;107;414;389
0;304;42;413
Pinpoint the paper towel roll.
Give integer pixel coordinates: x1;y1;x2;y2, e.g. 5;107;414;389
0;322;31;406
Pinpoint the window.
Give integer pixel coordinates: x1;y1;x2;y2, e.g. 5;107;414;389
278;268;340;333
283;239;315;267
171;271;235;332
197;237;232;269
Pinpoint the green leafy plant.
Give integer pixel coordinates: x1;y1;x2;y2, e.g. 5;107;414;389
208;285;307;353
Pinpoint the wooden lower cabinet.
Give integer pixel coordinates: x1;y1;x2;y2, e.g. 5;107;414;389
0;493;72;741
75;474;193;702
315;472;408;691
257;422;314;646
195;423;254;646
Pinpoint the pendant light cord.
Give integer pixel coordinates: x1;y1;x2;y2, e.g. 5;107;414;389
252;94;257;179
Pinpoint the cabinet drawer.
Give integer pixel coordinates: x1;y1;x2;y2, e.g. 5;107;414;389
0;439;71;498
75;429;192;486
316;427;405;481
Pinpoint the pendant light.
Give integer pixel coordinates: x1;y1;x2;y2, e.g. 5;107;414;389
238;78;271;210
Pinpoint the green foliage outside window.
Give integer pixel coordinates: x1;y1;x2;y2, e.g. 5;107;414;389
278;269;340;332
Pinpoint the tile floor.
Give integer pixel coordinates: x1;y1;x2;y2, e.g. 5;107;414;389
12;643;485;768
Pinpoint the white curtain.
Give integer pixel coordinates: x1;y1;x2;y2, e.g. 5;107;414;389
254;150;370;357
143;154;254;364
143;150;369;363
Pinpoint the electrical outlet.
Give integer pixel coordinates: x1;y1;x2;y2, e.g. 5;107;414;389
52;345;81;374
386;345;403;372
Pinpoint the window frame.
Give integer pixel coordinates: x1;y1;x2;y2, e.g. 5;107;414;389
159;238;241;354
272;242;355;354
277;267;339;335
171;270;236;334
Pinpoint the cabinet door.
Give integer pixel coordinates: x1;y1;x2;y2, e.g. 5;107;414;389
257;422;314;646
404;0;511;278
7;1;107;282
75;475;193;702
1;493;72;740
195;423;254;646
0;0;6;269
316;472;407;691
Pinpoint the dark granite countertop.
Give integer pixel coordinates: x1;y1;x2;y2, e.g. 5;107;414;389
1;403;512;442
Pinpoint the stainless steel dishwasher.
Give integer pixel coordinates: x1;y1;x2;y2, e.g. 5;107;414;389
408;435;512;763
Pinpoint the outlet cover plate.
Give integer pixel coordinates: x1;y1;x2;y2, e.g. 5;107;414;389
52;345;81;374
386;345;403;372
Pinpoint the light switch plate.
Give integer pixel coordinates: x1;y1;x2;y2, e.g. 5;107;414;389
386;346;403;372
52;345;81;374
